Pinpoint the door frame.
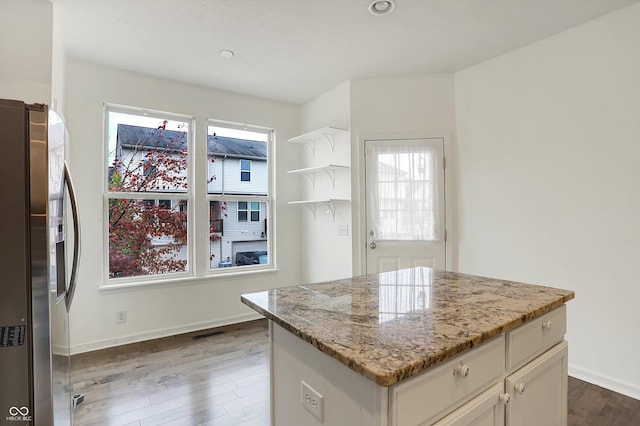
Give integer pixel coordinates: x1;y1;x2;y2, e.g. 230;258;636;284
352;132;455;276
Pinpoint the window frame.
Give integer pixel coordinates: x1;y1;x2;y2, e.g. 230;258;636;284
102;105;276;287
240;159;252;182
237;201;261;223
205;119;275;275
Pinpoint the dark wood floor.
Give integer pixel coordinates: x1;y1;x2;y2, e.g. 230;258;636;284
72;319;639;425
568;377;640;425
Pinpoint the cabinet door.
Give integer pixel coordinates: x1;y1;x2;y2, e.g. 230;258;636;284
432;383;505;426
505;341;568;426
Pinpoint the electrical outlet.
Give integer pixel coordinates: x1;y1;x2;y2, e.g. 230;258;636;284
116;310;127;324
301;380;324;421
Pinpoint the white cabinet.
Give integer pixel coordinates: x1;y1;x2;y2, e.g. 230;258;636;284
390;336;505;426
269;306;570;426
390;307;569;426
505;341;568;426
433;383;505;426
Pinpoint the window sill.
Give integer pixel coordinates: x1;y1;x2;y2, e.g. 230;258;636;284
99;266;280;293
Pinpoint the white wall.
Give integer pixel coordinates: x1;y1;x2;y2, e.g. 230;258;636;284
349;75;456;275
299;81;352;283
65;59;301;353
454;3;640;398
0;0;53;104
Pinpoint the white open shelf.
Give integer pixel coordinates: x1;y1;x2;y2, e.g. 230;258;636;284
287;126;347;154
287;164;349;188
288;199;349;221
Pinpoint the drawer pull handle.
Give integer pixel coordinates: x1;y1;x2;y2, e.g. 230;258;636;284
514;383;526;394
453;364;471;378
499;393;511;404
542;321;552;331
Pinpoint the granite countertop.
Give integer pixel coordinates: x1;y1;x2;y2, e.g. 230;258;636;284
240;267;574;387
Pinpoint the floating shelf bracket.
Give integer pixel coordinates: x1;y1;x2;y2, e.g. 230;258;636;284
288;199;349;221
287;165;349;189
287;127;347;155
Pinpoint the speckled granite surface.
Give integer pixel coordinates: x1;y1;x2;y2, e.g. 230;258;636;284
241;267;574;387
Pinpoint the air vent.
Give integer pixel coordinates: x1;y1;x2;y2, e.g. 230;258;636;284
192;330;224;341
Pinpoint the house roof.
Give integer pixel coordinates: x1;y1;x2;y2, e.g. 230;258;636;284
117;124;267;160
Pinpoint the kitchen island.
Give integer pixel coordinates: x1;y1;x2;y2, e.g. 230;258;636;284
241;267;574;426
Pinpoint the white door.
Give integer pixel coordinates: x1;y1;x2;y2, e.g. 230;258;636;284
365;138;446;273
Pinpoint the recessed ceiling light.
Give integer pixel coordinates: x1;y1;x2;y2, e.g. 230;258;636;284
368;0;396;16
219;49;234;59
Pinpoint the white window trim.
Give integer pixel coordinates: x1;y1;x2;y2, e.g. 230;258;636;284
204;118;275;277
101;107;276;288
240;159;252;182
102;103;196;287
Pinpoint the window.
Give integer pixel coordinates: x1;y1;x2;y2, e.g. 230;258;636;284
105;105;191;281
207;121;271;270
237;201;261;222
105;106;273;283
240;160;251;182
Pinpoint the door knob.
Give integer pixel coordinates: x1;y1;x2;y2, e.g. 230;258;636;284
369;242;377;249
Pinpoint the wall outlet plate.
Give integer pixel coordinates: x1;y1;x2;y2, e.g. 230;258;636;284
301;380;324;421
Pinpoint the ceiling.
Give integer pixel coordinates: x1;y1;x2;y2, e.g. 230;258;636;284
53;0;639;105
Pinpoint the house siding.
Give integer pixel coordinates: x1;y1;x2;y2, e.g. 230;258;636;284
210;201;268;268
207;157;267;195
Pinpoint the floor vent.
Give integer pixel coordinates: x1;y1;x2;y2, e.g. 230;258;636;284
192;330;224;341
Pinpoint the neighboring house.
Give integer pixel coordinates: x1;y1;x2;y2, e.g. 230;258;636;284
114;124;268;269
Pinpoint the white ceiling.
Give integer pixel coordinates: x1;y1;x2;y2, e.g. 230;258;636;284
53;0;639;105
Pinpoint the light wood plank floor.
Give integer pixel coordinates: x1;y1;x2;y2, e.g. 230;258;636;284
72;320;270;426
72;319;639;426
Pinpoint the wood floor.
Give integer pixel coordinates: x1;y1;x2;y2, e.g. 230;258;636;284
71;320;270;426
72;319;640;426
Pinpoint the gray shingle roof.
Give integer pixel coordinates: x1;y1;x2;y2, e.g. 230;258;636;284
117;124;266;160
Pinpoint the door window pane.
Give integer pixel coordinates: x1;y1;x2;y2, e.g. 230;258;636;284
371;144;439;241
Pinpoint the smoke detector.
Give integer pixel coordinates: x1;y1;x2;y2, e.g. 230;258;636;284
368;0;396;16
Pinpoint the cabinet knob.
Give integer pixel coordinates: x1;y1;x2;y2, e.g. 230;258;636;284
453;364;471;378
499;393;511;404
542;321;552;331
514;383;526;394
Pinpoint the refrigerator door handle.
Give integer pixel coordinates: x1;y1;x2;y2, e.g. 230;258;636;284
64;161;81;312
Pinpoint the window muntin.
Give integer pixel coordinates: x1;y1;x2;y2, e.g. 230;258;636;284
237;201;261;222
103;107;274;284
105;106;192;281
240;160;251;182
207;122;271;271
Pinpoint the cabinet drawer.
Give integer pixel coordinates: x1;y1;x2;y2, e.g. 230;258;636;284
506;305;566;371
390;335;505;426
432;382;505;426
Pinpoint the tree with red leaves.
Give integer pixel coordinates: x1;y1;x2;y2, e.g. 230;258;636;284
108;123;189;278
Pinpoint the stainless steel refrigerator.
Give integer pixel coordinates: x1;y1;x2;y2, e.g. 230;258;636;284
0;99;80;425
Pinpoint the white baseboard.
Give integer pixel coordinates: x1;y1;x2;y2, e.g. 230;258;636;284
70;312;264;355
569;363;640;400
